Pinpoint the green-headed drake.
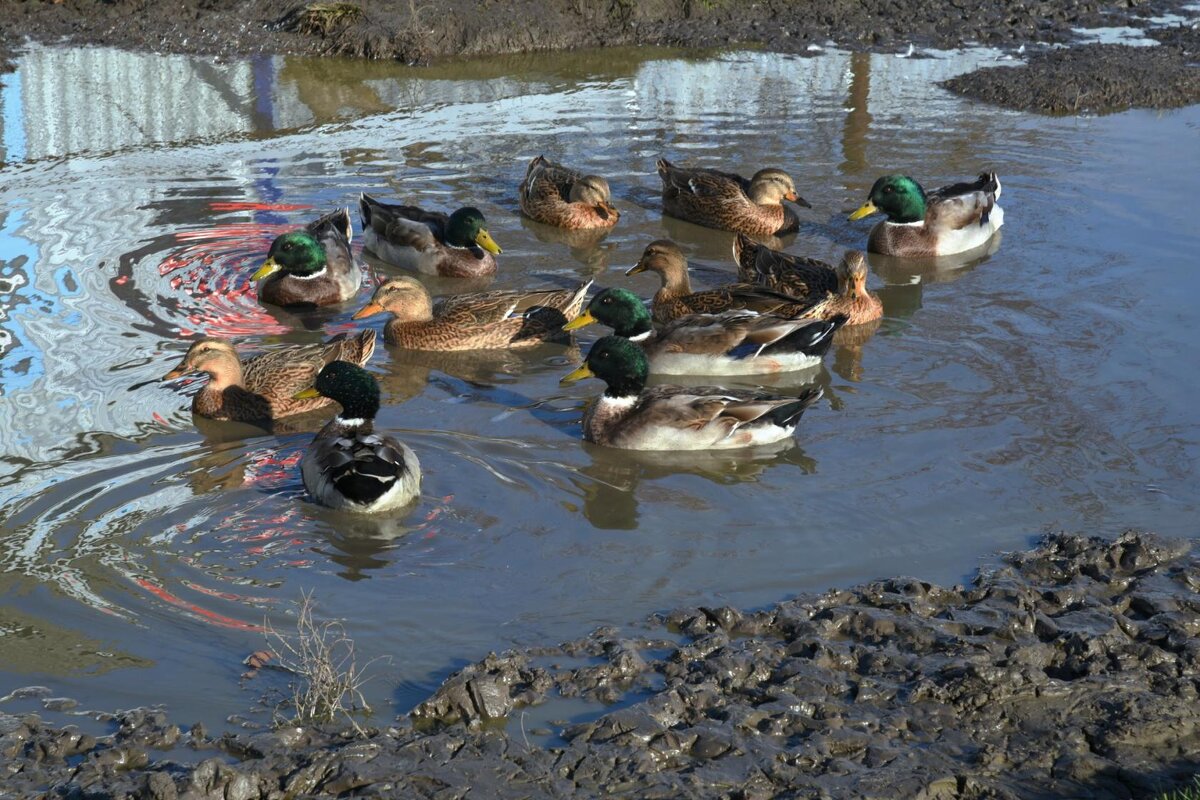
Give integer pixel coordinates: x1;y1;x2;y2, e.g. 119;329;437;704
565;287;844;376
358;194;501;279
253;209;362;308
560;335;823;451
294;361;420;513
848;172;1004;257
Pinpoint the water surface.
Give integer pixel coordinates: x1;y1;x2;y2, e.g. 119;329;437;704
1;43;1197;727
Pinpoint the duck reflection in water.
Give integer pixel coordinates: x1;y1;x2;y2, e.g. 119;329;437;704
570;439;816;531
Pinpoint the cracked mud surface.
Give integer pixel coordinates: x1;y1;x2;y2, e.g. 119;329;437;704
5;531;1200;798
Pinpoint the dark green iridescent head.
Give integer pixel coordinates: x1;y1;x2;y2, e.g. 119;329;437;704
587;288;652;338
314;361;380;420
261;231;327;277
582;335;649;397
856;175;927;224
445;207;501;253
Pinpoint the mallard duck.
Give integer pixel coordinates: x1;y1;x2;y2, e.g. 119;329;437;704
560;335;823;450
848;172;1004;257
627;239;816;324
518;155;620;230
352;276;591;351
733;236;883;325
161;331;376;422
657;158;810;236
358;194;501;278
565;287;845;376
294;362;420;513
252;209;362;307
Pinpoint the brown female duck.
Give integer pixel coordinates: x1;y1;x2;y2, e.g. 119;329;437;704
626;239;816;325
732;235;882;325
657;158;810;236
518;155;619;230
352;276;591;351
162;331;376;422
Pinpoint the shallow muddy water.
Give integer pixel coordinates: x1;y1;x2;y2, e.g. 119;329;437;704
0;43;1197;728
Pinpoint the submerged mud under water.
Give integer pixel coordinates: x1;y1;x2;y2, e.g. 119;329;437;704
0;42;1198;741
5;532;1200;798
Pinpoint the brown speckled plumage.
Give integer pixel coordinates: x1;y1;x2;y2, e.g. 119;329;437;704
518;155;619;230
657;158;808;236
732;233;839;300
627;239;817;325
353;276;591;351
162;331;376;422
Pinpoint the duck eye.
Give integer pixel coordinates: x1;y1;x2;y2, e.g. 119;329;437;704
883;186;893;194
602;296;611;304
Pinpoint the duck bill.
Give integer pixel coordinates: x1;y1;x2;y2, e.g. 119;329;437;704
292;387;322;400
853;279;871;302
625;261;647;276
161;362;190;381
784;191;813;209
351;301;385;320
475;229;502;255
251;257;281;281
562;310;597;331
559;363;595;384
848;201;878;221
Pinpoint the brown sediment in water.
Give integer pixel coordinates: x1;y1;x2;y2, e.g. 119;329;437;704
0;0;1188;70
944;28;1200;115
4;531;1200;798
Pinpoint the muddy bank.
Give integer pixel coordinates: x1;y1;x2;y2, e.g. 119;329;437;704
0;0;1188;70
5;531;1200;799
944;27;1200;114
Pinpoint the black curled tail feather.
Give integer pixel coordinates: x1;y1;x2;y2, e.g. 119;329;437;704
776;315;848;358
765;386;823;429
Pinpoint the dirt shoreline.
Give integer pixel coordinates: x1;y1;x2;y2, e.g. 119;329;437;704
5;531;1200;799
1;0;1197;114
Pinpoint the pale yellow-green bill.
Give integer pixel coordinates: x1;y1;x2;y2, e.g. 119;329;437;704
562;310;596;332
559;363;595;385
624;261;646;276
475;229;502;255
848;201;878;221
292;387;322;400
251;257;281;281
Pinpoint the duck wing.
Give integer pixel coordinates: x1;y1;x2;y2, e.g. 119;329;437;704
359;193;446;251
309;421;417;507
925;172;1001;231
732;234;838;299
657;158;748;202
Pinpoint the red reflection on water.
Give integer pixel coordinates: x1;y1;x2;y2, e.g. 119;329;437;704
209;202;314;212
135;576;264;632
160;223;291;338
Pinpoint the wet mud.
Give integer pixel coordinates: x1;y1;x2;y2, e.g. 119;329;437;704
6;531;1200;799
944;27;1200;114
0;0;1189;69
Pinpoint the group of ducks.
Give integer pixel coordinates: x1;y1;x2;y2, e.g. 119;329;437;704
162;156;1005;513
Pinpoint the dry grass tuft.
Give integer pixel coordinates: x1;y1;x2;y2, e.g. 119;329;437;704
264;590;384;735
279;2;365;37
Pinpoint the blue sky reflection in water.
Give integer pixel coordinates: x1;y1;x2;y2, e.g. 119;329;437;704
0;43;1196;727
